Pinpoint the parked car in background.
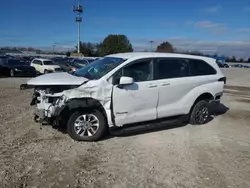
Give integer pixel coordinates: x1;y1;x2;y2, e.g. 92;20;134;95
50;57;65;63
71;57;100;66
231;64;250;68
0;55;9;60
71;59;89;67
80;57;98;64
19;56;34;64
26;52;226;142
54;61;82;72
30;58;63;74
216;61;230;68
0;58;37;77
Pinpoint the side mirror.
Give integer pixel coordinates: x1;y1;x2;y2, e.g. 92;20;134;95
118;76;134;88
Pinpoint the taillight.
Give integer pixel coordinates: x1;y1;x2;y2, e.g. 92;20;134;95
218;77;226;84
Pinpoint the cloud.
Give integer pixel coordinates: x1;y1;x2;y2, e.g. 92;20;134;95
204;5;222;13
185;21;194;25
187;20;227;34
131;37;250;58
243;7;250;12
237;28;250;33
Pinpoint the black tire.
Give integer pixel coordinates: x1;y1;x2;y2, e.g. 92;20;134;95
10;69;15;77
189;100;211;125
44;69;49;74
67;109;107;141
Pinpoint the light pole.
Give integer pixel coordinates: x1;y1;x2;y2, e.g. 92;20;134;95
73;0;83;54
149;40;154;52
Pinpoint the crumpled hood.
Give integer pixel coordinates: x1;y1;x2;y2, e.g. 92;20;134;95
27;72;89;86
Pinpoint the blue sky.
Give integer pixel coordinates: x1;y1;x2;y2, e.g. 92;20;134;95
0;0;250;57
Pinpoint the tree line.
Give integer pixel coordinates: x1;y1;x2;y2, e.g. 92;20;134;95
72;34;250;62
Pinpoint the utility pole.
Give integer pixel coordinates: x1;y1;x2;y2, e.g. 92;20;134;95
73;0;83;54
149;40;154;52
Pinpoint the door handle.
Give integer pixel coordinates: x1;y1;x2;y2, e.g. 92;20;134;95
160;82;170;86
146;83;157;88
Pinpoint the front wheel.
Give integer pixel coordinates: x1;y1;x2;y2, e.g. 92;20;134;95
189;100;211;125
67;109;107;141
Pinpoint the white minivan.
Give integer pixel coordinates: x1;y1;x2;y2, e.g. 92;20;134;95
26;52;226;141
30;58;62;74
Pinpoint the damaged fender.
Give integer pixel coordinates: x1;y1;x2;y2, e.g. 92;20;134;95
31;79;114;127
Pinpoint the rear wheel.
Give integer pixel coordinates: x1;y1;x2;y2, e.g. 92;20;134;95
10;69;15;77
44;69;49;74
67;109;107;141
189;100;211;125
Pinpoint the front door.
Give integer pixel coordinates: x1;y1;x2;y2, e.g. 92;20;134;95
112;59;158;126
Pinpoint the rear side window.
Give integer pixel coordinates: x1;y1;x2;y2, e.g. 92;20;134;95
43;61;54;65
189;59;216;76
155;59;189;79
33;60;41;65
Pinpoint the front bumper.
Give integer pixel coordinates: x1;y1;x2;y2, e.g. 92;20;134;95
34;108;46;119
31;94;66;122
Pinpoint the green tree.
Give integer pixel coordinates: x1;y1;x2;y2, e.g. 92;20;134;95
155;41;174;53
229;56;236;62
75;42;101;56
100;34;133;56
225;57;230;62
239;58;244;62
248;58;250;63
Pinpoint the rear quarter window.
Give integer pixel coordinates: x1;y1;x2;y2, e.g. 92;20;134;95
188;59;217;76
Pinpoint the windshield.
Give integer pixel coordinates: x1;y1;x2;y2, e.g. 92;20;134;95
73;57;126;80
43;60;55;65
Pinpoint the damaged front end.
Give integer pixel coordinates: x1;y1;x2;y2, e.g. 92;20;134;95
30;85;77;123
25;70;114;129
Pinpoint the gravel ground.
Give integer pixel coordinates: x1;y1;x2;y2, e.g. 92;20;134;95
0;77;250;188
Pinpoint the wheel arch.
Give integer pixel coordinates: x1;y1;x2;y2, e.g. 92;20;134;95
194;92;214;104
188;92;214;114
58;97;108;123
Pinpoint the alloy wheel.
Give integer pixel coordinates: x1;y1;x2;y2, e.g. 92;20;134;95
74;114;99;137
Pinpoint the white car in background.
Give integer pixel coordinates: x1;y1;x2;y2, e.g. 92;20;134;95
26;52;226;142
30;58;62;74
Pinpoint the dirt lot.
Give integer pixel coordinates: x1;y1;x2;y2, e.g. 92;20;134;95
0;76;250;188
